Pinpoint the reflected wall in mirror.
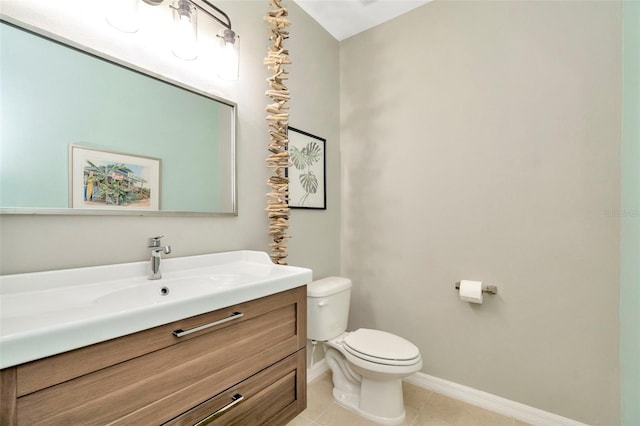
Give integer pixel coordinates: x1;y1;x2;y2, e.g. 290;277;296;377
0;21;236;215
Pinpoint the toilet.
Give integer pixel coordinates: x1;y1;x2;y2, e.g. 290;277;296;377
307;277;422;426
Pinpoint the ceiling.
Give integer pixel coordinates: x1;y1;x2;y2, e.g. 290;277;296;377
292;0;432;41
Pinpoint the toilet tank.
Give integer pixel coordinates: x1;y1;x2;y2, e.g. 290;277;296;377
307;276;352;341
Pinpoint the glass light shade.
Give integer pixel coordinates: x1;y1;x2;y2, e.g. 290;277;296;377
217;30;239;81
171;0;198;60
106;0;140;33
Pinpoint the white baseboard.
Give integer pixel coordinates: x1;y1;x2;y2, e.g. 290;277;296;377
308;362;585;425
307;359;587;426
307;359;330;383
404;372;587;426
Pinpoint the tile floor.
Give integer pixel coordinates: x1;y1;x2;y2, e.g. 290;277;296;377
288;372;531;426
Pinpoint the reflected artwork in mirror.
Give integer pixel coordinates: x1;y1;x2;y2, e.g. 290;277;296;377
0;20;236;216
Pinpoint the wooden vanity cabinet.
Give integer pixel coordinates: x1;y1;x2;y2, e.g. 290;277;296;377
0;286;307;426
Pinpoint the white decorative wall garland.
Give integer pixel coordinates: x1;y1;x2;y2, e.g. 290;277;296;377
264;0;292;265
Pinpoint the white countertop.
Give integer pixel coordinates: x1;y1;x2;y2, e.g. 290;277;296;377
0;251;312;369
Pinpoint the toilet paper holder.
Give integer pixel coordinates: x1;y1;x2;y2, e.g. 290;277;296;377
455;281;498;294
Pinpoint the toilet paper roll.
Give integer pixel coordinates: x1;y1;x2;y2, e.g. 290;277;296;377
459;280;483;304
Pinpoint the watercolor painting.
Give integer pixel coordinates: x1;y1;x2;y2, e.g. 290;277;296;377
70;145;160;210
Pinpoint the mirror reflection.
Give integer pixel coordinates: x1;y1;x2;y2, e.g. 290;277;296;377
0;21;236;215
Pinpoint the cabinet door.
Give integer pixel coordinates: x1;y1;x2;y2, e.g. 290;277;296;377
164;349;306;426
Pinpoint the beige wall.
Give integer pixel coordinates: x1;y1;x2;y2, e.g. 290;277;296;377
340;1;621;424
286;4;341;280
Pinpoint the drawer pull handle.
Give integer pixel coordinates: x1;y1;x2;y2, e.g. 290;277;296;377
173;311;244;337
194;393;244;426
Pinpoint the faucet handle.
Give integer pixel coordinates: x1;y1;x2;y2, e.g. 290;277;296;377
149;236;164;247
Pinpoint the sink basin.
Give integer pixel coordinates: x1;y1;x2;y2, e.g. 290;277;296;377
0;251;312;369
91;274;244;307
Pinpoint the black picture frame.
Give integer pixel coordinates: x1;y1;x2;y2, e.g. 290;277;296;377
287;127;326;209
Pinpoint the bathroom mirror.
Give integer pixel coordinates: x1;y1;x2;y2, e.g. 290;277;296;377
0;21;236;216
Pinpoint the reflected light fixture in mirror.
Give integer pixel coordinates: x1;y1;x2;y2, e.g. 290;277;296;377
106;0;240;80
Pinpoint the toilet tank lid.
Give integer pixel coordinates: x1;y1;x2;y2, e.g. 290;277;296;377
307;276;352;297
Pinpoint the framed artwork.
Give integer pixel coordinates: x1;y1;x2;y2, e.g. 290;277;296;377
287;127;326;209
69;145;161;210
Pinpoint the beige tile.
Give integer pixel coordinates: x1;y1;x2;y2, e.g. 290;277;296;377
411;414;454;426
310;370;332;383
513;420;532;426
286;414;316;426
401;404;421;426
308;370;333;387
302;373;336;421
403;382;432;410
303;376;515;426
415;392;514;426
313;399;418;426
315;403;380;426
419;391;469;423
453;403;513;426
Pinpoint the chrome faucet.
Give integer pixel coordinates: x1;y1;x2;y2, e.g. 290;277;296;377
148;236;171;280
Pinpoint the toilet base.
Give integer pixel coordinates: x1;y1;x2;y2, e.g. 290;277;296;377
323;340;420;426
332;381;406;426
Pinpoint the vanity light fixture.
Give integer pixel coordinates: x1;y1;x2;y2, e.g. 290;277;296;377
107;0;240;80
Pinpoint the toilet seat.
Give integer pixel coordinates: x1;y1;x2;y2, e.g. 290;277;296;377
343;329;421;366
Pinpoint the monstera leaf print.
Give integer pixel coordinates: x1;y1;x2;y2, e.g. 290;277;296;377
302;142;321;165
290;140;322;206
289;146;306;169
300;171;318;194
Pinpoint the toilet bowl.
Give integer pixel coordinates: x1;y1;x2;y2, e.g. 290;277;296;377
307;277;423;425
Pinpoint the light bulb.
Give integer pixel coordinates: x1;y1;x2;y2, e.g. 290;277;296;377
217;31;239;80
171;0;198;60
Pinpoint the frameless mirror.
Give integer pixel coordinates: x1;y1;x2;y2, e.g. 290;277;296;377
0;20;236;216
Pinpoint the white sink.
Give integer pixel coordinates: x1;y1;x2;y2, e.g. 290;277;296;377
0;251;312;369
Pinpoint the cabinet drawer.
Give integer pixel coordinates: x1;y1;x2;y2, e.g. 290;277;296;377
16;286;306;397
164;349;306;426
14;287;307;425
